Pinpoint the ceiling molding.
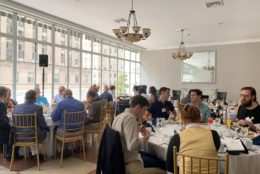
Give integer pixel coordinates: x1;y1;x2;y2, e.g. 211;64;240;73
146;38;260;51
8;0;260;50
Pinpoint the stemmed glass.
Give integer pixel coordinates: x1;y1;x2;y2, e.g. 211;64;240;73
157;118;162;129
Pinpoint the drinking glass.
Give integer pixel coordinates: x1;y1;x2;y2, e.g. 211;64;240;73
226;119;232;128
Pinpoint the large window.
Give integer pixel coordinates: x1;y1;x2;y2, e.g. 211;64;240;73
55;27;68;46
81;52;91;99
0;37;13;89
0;9;13;34
0;6;142;103
69;50;80;99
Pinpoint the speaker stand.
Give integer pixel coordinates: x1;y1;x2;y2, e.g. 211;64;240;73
42;67;45;96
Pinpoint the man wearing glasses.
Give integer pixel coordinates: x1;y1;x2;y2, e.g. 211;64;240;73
237;86;260;131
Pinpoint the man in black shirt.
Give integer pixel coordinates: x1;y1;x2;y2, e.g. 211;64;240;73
237;86;260;131
148;87;176;126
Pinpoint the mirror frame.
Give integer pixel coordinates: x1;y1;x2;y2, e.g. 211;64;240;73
181;50;216;84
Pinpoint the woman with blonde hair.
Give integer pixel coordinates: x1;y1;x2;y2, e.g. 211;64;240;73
166;104;220;173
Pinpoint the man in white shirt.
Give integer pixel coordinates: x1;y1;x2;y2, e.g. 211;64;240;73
112;95;165;174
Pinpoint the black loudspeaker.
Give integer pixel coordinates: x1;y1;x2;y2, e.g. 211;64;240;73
39;54;48;67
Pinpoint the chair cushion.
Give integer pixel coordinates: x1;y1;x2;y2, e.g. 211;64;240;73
56;128;82;137
85;122;104;130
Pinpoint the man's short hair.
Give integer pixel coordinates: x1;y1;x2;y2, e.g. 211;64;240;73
190;89;202;96
159;87;170;95
241;86;257;102
64;89;73;97
25;90;36;103
0;86;8;98
87;91;97;98
130;95;149;108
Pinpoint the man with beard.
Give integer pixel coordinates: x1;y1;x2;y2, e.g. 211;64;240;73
237;86;260;131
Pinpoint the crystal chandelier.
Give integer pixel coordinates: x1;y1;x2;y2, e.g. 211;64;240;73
112;0;151;42
172;29;193;60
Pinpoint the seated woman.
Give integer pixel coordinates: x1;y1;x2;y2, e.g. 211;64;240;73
6;88;17;113
166;104;220;173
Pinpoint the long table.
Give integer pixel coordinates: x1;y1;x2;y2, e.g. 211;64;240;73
44;115;59;157
144;124;260;174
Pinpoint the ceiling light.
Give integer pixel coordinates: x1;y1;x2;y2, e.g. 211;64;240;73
112;0;151;42
172;29;193;60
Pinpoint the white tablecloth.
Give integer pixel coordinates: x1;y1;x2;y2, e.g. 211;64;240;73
44;115;59;157
144;124;260;174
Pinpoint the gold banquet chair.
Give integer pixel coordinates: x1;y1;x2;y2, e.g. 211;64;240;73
103;101;114;126
173;147;229;174
54;111;86;167
84;102;112;146
10;112;46;171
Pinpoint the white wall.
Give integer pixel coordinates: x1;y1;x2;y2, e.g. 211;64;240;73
141;42;260;102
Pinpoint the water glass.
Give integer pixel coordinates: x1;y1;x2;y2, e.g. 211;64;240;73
241;127;249;135
157;118;162;128
215;118;221;124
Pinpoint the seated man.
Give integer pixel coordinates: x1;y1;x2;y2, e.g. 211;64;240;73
108;85;116;101
51;89;85;128
189;89;211;122
51;89;85;155
237;86;260;131
148;87;176;126
0;86;11;159
35;87;49;111
86;91;104;123
53;86;65;104
112;95;165;174
99;85;113;102
13;90;48;158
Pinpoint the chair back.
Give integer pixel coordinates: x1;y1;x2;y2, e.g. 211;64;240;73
175;102;185;121
173;146;229;174
116;97;130;115
172;90;181;101
63;111;85;136
102;101;114;126
12;112;37;143
216;92;227;102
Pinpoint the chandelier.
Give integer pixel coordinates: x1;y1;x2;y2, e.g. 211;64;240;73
112;0;151;42
172;29;193;60
203;58;215;71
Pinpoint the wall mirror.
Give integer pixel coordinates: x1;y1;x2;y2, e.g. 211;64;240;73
182;51;216;83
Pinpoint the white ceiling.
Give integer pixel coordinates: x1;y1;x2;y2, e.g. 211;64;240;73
11;0;260;50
